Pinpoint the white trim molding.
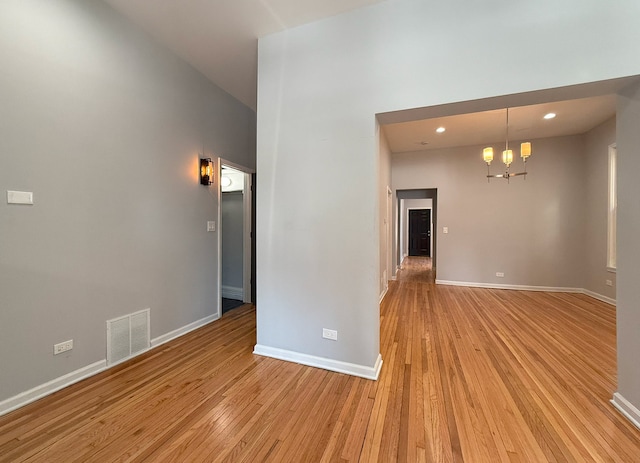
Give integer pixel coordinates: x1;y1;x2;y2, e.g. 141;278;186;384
253;345;383;380
379;287;389;304
222;285;244;300
0;360;107;417
151;313;218;348
582;289;616;306
436;279;582;293
611;392;640;430
217;158;256;315
435;280;615;305
242;173;253;303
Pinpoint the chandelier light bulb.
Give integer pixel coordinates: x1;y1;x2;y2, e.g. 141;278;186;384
483;147;494;165
521;142;531;159
502;149;513;167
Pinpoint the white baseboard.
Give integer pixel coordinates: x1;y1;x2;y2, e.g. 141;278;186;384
611;392;640;430
151;313;218;348
435;279;583;293
582;289;616;306
435;280;616;305
0;313;219;417
379;286;388;304
222;285;243;300
0;360;107;417
253;345;383;380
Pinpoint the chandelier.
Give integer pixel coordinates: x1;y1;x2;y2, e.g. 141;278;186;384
483;108;531;182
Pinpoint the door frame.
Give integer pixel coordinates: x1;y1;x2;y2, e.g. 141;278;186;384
386;187;393;282
217;158;255;318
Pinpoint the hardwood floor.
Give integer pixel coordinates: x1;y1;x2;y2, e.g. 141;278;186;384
1;256;639;462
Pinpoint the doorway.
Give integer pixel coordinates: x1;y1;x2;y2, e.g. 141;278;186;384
218;159;255;317
396;188;437;274
408;209;431;256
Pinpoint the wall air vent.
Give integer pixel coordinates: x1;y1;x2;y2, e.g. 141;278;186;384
106;308;150;366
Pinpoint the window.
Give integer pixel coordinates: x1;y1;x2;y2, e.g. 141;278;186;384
607;144;617;270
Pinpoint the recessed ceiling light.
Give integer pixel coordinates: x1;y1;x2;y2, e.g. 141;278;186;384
436;127;446;133
543;112;556;120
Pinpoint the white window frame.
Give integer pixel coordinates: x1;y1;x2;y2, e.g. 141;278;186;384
607;143;617;271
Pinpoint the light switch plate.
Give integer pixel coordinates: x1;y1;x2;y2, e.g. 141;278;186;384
7;190;33;205
443;227;449;234
207;221;216;232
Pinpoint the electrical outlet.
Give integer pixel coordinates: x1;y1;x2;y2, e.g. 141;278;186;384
496;272;505;277
54;339;73;355
606;279;613;286
7;190;34;205
322;328;338;341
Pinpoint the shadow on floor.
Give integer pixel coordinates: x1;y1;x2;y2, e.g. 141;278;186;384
222;298;244;314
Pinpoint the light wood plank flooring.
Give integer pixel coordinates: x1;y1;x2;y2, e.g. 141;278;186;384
1;257;639;462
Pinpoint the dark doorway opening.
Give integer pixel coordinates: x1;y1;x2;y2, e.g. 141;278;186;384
409;209;431;256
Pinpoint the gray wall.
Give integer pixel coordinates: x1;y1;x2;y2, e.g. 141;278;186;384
221;192;244;291
617;82;640;409
392;135;587;288
584;118;617;299
0;0;255;402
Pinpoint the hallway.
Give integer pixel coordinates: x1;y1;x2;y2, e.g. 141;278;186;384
395;256;435;283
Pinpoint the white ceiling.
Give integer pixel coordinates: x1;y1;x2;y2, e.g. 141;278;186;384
101;1;622;149
382;95;617;153
102;0;387;110
221;166;245;193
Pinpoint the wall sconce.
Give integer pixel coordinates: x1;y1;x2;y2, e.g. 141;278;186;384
200;158;213;185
